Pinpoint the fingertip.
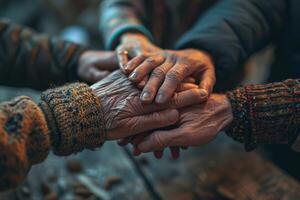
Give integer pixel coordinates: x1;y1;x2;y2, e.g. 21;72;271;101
118;139;128;146
155;94;166;104
170;147;180;159
133;147;142;156
140;91;153;104
137;141;149;153
154;150;163;159
169;109;179;121
129;71;138;82
198;88;209;102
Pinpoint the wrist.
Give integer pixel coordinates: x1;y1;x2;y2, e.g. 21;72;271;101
121;32;150;42
217;94;234;131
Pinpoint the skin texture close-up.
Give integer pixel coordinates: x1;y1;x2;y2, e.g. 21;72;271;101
124;49;215;104
120;94;233;158
116;33;215;106
90;70;209;141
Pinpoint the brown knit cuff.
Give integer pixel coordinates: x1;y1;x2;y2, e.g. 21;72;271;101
226;79;300;151
40;83;105;156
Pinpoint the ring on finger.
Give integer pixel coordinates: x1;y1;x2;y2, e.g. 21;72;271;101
117;50;129;55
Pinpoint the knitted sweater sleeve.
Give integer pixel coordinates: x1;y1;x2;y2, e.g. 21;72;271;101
226;79;300;152
0;83;105;191
0;19;87;90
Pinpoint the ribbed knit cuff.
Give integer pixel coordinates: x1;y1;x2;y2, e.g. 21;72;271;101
40;83;105;156
226;79;300;151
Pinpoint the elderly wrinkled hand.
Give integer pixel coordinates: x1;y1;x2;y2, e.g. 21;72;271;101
131;94;233;154
77;51;119;83
123;49;215;104
90;70;207;141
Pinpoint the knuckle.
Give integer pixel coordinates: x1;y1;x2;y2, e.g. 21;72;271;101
145;56;157;64
181;64;192;75
166;70;181;83
152;67;166;78
152;112;162;123
138;54;146;60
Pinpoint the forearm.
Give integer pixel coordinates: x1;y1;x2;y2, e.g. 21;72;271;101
0;19;87;90
99;0;153;49
0;83;104;191
226;79;300;151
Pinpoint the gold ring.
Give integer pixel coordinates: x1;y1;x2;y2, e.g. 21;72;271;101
117;50;129;55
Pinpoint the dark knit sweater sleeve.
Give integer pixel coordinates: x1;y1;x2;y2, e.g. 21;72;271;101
0;19;87;90
0;83;105;191
175;0;287;91
226;79;300;151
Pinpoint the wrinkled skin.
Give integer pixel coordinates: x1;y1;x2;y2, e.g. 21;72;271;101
118;82;198;159
124;49;215;104
78;51;119;83
116;33;160;73
90;71;206;141
133;94;233;153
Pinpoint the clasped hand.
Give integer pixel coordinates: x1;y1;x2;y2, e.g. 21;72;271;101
115;33;233;158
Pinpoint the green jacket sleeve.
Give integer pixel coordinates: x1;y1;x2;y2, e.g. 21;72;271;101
99;0;153;50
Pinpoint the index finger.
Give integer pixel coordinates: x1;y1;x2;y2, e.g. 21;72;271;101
198;67;216;95
155;62;194;104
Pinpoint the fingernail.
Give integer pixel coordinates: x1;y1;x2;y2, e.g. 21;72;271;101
129;72;137;80
133;148;141;156
154;152;163;159
141;92;151;100
156;94;165;104
117;140;126;146
199;89;208;99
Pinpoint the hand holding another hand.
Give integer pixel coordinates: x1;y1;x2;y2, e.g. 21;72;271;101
123;49;215;104
137;94;233;153
90;71;208;141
